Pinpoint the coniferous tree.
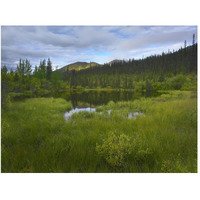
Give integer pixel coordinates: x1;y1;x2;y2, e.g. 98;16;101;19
70;70;77;88
38;59;47;79
17;59;32;77
47;58;52;80
184;40;187;48
1;65;10;108
193;34;195;45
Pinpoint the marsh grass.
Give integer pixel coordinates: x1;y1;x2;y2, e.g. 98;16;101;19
1;91;197;172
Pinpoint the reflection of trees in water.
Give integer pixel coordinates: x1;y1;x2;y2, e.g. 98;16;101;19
63;90;140;108
12;90;162;108
146;90;153;97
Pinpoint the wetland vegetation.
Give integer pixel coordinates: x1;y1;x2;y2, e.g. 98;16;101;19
1;43;197;173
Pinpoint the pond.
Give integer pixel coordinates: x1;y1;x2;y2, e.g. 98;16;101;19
64;106;145;122
56;89;163;108
11;89;165;107
11;89;164;121
61;90;163;121
11;89;165;121
64;107;96;121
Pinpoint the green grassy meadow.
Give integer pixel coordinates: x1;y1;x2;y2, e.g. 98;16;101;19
1;91;197;173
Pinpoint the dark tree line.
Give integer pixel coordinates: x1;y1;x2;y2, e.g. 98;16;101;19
62;43;197;89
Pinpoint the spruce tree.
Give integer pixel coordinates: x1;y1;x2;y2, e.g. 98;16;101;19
47;58;52;80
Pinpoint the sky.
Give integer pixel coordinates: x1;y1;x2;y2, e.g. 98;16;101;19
1;26;197;70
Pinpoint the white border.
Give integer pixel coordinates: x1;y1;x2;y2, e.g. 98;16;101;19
0;0;199;200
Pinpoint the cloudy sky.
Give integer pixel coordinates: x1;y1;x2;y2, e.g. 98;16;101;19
1;26;197;70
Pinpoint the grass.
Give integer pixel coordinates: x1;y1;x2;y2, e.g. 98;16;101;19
1;91;197;172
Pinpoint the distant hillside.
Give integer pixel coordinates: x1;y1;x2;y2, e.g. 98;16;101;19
57;62;100;72
108;59;123;64
62;44;197;89
71;44;197;76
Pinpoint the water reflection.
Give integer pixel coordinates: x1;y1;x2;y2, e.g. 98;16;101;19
64;107;145;122
128;112;145;119
64;107;95;121
57;90;161;108
12;89;165;107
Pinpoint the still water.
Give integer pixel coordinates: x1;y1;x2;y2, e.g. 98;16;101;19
56;90;162;108
64;107;145;121
13;89;164;107
64;107;96;121
12;89;163;121
61;90;161;121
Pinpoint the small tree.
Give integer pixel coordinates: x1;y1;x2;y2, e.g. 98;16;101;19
38;59;47;79
17;59;32;77
184;40;187;48
47;58;52;80
1;65;11;109
193;34;195;45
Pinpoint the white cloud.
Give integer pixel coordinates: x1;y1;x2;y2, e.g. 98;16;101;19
1;26;197;69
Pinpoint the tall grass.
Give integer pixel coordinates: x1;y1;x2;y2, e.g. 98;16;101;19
1;91;197;172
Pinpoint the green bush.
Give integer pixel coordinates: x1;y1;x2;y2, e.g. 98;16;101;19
107;101;115;109
96;132;132;170
168;74;186;90
96;106;104;112
134;148;152;164
1;94;12;109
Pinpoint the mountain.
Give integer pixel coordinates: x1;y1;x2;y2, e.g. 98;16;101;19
108;59;123;64
68;44;197;76
57;61;100;72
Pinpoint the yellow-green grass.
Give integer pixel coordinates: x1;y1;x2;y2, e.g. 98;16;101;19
1;91;197;172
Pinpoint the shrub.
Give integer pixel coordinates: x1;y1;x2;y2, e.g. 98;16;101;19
96;132;132;170
134;148;152;164
96;106;104;112
107;101;115;109
1;94;12;109
168;74;186;90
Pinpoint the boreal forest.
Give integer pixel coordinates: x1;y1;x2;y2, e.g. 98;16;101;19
1;43;197;108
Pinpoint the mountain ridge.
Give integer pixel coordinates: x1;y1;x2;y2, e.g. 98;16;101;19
57;61;100;72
